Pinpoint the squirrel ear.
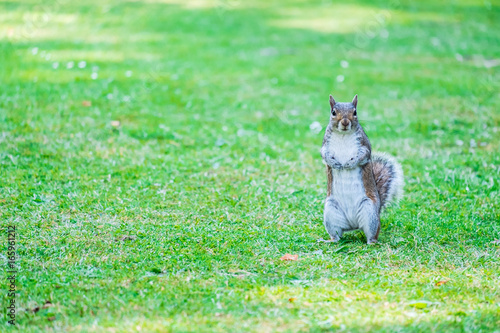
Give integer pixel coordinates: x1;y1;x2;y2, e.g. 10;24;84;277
329;95;336;109
352;94;358;108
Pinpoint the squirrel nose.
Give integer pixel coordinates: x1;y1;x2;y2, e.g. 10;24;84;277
341;119;350;127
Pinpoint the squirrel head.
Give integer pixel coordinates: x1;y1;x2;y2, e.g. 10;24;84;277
329;94;359;133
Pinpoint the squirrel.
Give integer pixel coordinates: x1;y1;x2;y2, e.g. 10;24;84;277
319;94;404;244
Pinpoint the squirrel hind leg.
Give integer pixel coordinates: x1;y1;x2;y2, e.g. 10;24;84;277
357;199;381;244
324;197;347;242
366;225;380;244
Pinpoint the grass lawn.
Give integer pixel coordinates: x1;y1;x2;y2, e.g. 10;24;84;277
1;0;500;331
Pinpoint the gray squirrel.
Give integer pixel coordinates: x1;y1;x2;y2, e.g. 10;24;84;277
320;94;404;244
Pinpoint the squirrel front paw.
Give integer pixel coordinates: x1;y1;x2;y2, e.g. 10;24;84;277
328;157;343;169
343;157;357;169
333;161;343;169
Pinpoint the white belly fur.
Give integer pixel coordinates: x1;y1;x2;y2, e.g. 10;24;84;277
330;167;366;223
327;132;367;225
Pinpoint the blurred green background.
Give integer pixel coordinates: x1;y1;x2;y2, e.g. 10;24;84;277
1;0;499;332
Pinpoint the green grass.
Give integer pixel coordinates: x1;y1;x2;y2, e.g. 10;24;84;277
1;0;500;331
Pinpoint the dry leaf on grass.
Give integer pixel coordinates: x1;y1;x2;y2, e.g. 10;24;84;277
288;297;296;302
82;100;91;107
31;300;53;314
435;280;449;286
280;254;298;261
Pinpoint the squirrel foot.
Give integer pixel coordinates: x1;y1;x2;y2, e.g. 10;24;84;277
317;237;339;243
367;239;379;245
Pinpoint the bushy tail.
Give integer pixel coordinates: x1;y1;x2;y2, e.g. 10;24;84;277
372;153;404;209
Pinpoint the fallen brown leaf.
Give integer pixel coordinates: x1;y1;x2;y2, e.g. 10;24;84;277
280;254;298;261
47;316;56;321
42;301;53;309
288;297;296;302
435;280;449;286
82;100;92;107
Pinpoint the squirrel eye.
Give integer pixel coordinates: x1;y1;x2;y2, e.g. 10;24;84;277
353;110;357;116
331;109;336;116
